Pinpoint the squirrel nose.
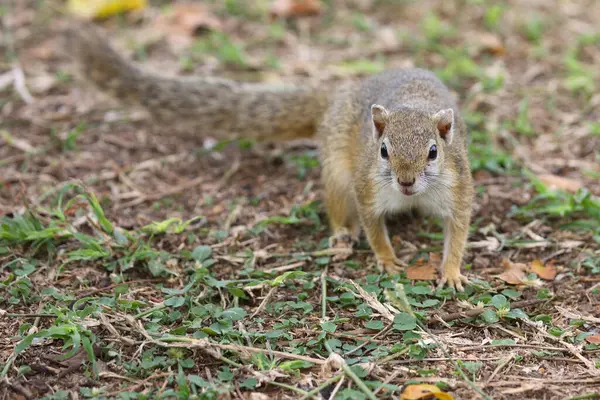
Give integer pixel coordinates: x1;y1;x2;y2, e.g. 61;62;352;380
399;178;415;187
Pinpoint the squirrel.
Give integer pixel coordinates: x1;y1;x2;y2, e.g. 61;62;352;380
65;23;474;291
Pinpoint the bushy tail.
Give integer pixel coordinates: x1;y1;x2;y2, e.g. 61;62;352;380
65;22;330;140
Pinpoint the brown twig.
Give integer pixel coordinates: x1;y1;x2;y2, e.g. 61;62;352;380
250;286;277;319
487;376;600;386
133;318;327;365
76;279;165;298
427;298;549;324
372;369;403;396
120;176;205;208
103;372;172;397
456;343;570;352
388;356;505;365
343;323;393;356
209;156;241;195
522;318;599;376
1;312;56;319
485;356;513;385
1;378;33;400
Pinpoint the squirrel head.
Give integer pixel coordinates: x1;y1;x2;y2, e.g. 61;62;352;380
371;104;455;197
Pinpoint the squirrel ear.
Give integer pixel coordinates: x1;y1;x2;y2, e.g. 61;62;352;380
371;104;389;139
433;108;454;144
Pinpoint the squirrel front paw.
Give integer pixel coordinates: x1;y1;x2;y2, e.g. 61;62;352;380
329;229;358;250
328;230;358;261
328;232;358;249
438;270;469;292
377;255;406;275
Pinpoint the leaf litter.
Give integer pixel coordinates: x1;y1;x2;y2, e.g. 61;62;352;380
1;0;600;399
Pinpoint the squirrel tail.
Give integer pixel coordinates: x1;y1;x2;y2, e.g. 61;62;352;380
65;22;330;140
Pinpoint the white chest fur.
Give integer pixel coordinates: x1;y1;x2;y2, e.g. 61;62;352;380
374;183;455;219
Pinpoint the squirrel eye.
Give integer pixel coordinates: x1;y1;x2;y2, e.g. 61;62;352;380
380;143;388;159
428;144;438;160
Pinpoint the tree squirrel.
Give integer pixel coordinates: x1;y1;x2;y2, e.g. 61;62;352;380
66;23;473;291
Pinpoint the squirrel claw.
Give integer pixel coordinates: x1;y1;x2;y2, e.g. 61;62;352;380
328;232;357;261
377;256;406;275
437;273;469;292
328;232;358;249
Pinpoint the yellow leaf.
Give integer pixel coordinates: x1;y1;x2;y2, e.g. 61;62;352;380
68;0;147;19
530;259;558;281
400;384;454;400
496;258;527;285
406;253;439;281
270;0;322;18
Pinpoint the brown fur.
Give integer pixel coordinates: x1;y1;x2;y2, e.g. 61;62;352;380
67;23;474;290
65;23;330;141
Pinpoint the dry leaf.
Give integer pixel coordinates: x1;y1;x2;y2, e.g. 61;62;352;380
249;394;270;400
28;41;56;60
469;236;500;251
586;334;600;344
406;253;439;281
497;258;528;285
68;0;147;19
538;174;583;193
1;130;36;153
400;384;454;400
478;32;505;56
559;240;584;249
530;259;557;280
473;170;493;181
270;0;322;18
154;3;222;48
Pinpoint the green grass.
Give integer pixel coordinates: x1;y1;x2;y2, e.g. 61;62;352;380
511;171;600;232
288;150;320;180
191;32;249;67
3;1;600;398
483;5;505;31
466;112;516;174
2;180;568;398
336;57;386;75
521;16;544;44
561;33;600;97
421;12;455;43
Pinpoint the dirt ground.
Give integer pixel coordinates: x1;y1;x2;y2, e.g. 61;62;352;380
1;0;600;399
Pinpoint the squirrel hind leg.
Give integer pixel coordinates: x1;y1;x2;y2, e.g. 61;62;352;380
323;179;360;249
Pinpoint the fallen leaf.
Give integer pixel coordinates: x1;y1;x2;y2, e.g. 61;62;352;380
583;334;600;344
530;259;557;280
270;0;322;18
1;130;36;152
497;258;528;285
469;236;500;251
29;74;57;94
67;0;147;20
538;174;583;194
501;383;544;395
155;3;222;39
473;170;493;181
559;240;584;249
249;393;270;400
406;253;439;281
28;41;56;60
477;32;505;56
400;383;454;400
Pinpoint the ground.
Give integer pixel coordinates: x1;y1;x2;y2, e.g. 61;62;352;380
1;0;600;399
